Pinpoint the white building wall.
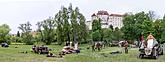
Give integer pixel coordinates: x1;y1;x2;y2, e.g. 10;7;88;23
85;21;92;30
108;16;123;29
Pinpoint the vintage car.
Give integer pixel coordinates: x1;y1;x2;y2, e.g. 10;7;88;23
158;44;163;55
138;34;163;59
32;45;49;54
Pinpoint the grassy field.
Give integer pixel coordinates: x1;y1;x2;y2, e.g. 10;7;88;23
0;44;165;62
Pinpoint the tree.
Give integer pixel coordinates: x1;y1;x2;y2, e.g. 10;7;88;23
109;25;113;31
18;22;33;45
62;7;71;44
141;19;154;38
153;19;162;42
148;11;157;20
122;11;154;42
76;13;88;44
0;24;11;44
16;31;20;37
37;17;56;45
112;27;123;41
55;4;88;45
121;13;137;40
92;19;102;41
102;28;113;43
36;22;44;43
55;8;65;45
92;30;102;41
15;31;22;43
160;15;165;43
70;7;80;44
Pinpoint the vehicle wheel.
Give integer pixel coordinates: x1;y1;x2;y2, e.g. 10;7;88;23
154;55;158;59
154;53;159;59
139;54;144;59
161;51;163;55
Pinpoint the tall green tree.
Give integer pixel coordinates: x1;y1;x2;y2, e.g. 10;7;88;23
16;31;20;37
62;7;71;44
122;13;137;40
112;27;123;41
55;4;88;45
0;24;11;44
36;22;44;43
37;17;56;45
78;13;88;44
102;28;113;43
92;19;102;41
55;10;65;45
153;19;162;42
70;7;81;43
122;11;154;41
160;15;165;43
18;22;33;45
109;25;114;31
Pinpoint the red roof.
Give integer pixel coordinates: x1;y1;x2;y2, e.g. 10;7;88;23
110;14;123;17
97;11;109;15
91;13;96;17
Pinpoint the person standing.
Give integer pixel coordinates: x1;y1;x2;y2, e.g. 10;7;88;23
124;40;129;54
139;35;146;49
74;42;80;54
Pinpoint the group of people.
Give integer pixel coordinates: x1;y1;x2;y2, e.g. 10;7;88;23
139;34;160;51
30;33;163;58
139;34;159;54
91;41;104;51
61;42;80;55
61;46;80;54
118;40;129;54
117;34;160;54
31;41;81;58
47;44;80;58
46;42;81;58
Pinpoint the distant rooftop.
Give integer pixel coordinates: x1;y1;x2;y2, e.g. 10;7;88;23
91;13;96;17
110;14;123;17
97;11;109;15
92;10;123;17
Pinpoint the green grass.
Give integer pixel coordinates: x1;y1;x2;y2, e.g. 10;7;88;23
0;44;165;62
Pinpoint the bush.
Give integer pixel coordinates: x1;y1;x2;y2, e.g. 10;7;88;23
34;41;45;45
23;38;36;45
25;41;34;45
6;40;11;45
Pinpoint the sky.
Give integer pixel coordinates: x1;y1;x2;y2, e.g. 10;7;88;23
0;0;165;34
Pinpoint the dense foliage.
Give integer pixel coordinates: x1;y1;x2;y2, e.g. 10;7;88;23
122;11;165;43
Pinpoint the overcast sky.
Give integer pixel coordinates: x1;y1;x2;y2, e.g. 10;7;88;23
0;0;165;34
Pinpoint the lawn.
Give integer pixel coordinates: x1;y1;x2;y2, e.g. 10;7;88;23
0;44;165;62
